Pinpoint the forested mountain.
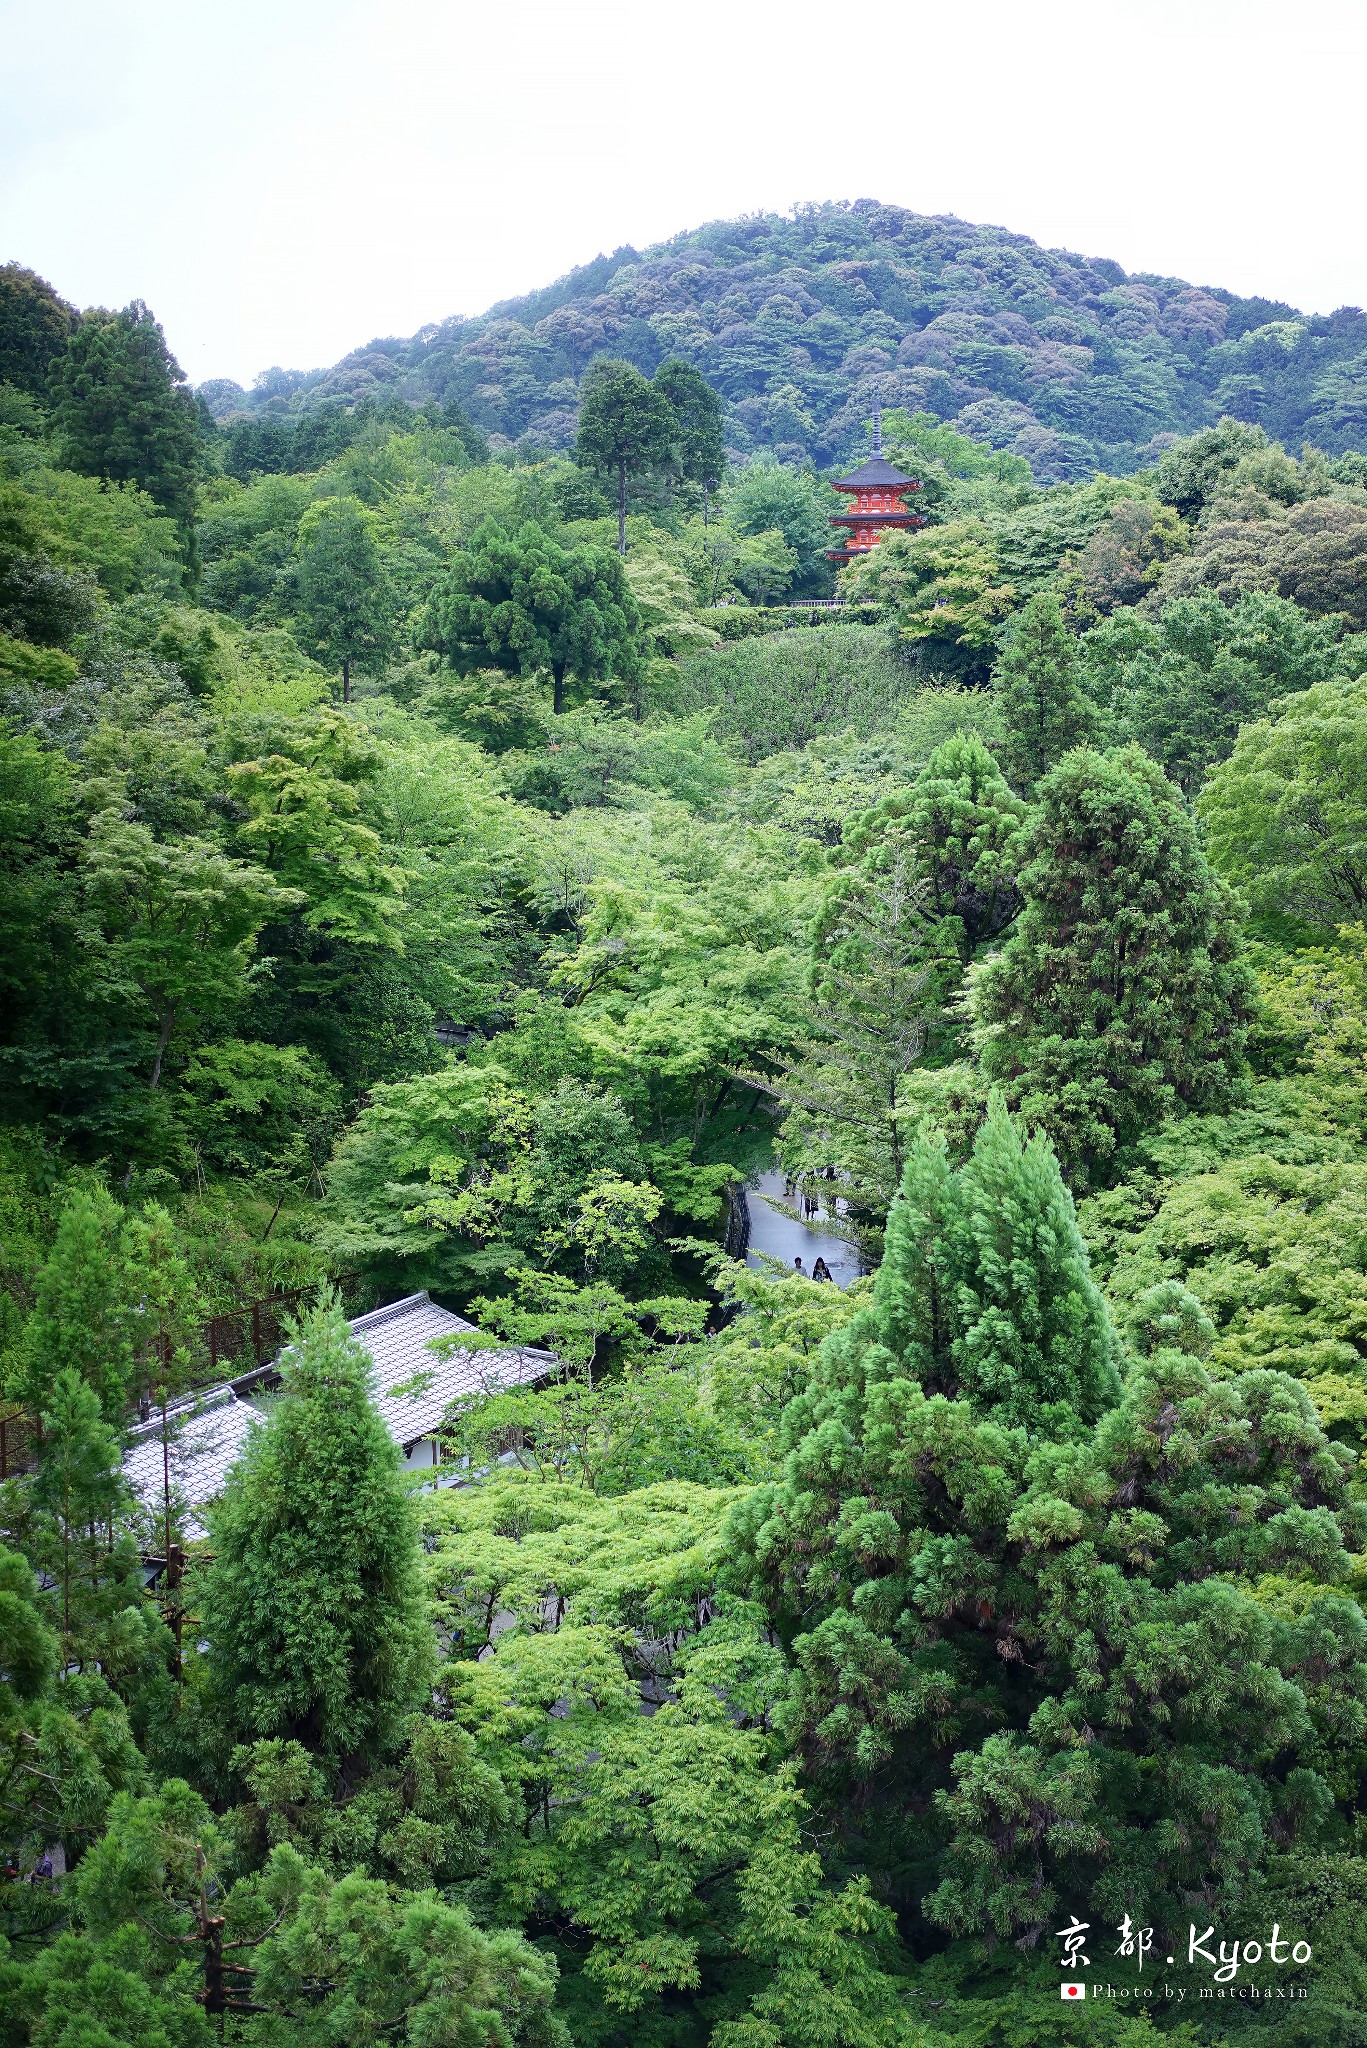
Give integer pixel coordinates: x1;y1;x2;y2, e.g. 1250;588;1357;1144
6;232;1367;2046
202;201;1367;480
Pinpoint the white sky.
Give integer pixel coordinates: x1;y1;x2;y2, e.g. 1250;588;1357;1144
1;0;1363;388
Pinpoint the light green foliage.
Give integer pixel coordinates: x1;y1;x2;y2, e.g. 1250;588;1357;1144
12;1188;135;1420
720;455;835;591
515;703;736;813
978;746;1255;1187
198;1300;433;1761
775;801;942;1236
704;1259;867;1460
992;592;1097;793
882;407;1035;520
426;1477;919;2042
1201;668;1367;936
16;237;1367;2047
1081;587;1354;797
81;812;301;1088
180;1040;340;1189
447;1339;749;1493
846;520;1016;673
1;464;182;602
224;704;407;950
674;625;913;763
624;550;719;657
8;1777;568;2045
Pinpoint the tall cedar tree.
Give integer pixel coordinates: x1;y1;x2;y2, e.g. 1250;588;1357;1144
198;1299;432;1763
13;1189;134;1423
992;590;1097;792
860;1101;1120;1430
294;495;396;702
0;263;77;397
49;302;199;538
29;1369;154;1672
976;744;1254;1188
574;358;676;554
730;1123;1367;1947
879;732;1027;964
421;518;643;714
653;357;726;523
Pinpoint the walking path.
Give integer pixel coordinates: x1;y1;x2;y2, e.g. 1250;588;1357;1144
745;1171;864;1288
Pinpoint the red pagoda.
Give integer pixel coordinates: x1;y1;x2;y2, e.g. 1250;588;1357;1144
827;392;925;563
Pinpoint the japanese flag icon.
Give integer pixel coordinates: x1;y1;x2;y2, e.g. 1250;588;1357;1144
1061;1982;1087;2001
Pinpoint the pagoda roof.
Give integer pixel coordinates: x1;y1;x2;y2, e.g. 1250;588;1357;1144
833;454;917;490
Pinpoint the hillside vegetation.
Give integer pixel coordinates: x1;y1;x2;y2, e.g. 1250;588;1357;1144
3;236;1367;2046
203;201;1367;481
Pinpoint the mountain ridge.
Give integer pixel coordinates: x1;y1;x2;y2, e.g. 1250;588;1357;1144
200;200;1367;480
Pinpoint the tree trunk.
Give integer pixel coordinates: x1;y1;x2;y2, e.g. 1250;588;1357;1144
703;479;712;530
552;661;566;716
342;656;351;704
149;1008;177;1090
617;460;627;556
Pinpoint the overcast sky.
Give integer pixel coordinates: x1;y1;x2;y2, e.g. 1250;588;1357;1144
2;0;1363;388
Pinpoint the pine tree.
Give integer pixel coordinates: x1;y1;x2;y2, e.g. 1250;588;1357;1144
976;744;1255;1188
48;301;199;536
993;591;1098;792
0;263;77;397
894;731;1027;961
574;359;677;554
294;495;396;702
839;1099;1119;1429
198;1300;432;1763
28;1369;143;1663
13;1189;134;1422
948;1097;1120;1425
653;357;726;523
731;1149;1367;1947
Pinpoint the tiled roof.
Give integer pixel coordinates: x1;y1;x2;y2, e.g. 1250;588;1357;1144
346;1293;553;1450
124;1390;263;1540
832;454;916;489
122;1293;554;1538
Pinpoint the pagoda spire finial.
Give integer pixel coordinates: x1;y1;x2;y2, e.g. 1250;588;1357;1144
871;381;883;457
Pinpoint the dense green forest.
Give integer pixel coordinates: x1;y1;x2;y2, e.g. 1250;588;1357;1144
201;201;1367;482
5;218;1367;2047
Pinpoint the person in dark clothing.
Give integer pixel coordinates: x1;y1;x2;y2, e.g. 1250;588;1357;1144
811;1256;832;1283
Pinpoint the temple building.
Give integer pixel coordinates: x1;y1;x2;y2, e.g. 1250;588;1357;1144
827;394;926;564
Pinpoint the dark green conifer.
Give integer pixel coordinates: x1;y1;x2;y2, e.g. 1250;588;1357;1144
976;744;1254;1187
49;301;199;535
198;1300;432;1763
993;591;1098;792
0;263;77;397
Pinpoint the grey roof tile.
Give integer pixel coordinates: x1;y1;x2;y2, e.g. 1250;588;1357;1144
122;1293;554;1537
